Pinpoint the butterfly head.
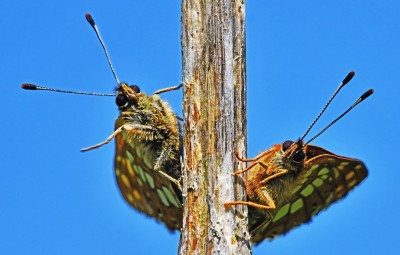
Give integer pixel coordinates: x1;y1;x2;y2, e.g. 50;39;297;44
115;83;142;110
280;140;306;173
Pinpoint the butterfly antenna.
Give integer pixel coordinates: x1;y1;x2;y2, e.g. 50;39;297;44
300;71;355;141
21;84;115;96
85;13;120;84
305;89;374;145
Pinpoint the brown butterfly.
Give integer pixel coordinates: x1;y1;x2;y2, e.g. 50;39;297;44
22;13;184;230
225;71;373;244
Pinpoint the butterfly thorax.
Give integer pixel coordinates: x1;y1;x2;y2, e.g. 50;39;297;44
116;83;181;179
246;142;306;208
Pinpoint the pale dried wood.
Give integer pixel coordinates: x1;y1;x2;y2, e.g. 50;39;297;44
179;0;250;254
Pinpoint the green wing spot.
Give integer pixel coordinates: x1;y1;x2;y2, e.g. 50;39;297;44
133;165;146;183
139;168;146;183
162;186;180;208
320;174;329;180
325;193;334;203
312;178;323;187
115;168;121;176
273;203;290;223
334;168;340;179
318;167;329;176
156;189;170;207
355;164;362;170
340;161;349;166
305;164;319;177
132;164;139;174
126;150;135;163
290;198;304;214
122;131;128;141
300;184;314;197
137;178;143;187
144;172;155;189
141;150;154;170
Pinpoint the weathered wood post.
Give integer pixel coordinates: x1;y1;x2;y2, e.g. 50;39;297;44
179;0;251;254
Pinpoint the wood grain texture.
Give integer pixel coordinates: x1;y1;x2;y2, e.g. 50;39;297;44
179;0;250;254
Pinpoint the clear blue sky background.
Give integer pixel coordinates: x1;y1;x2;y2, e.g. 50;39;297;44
2;1;398;254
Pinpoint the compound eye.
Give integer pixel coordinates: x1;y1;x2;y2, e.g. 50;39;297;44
116;94;129;108
130;85;141;93
282;140;294;152
292;150;305;163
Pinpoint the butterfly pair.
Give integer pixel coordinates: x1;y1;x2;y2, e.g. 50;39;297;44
22;13;372;244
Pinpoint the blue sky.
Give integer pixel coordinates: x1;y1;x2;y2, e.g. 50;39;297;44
2;1;399;254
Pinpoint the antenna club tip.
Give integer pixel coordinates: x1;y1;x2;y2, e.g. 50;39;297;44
342;70;355;86
85;13;95;26
361;89;374;100
21;83;37;90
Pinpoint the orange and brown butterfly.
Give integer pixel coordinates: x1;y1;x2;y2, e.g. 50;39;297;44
225;71;373;244
21;13;183;231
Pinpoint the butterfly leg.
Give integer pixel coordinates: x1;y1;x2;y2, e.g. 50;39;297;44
156;171;182;191
153;149;182;191
225;170;289;210
259;169;289;185
224;186;276;210
224;200;276;210
235;150;270;162
152;83;183;95
81;124;157;152
232;150;274;175
232;170;289;209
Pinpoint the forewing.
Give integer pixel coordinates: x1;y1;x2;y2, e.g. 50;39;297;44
250;145;368;243
114;119;183;230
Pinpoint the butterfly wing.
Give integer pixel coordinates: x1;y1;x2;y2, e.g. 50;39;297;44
113;118;183;230
250;145;368;243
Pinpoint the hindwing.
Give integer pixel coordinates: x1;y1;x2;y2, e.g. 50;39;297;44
250;145;368;243
114;118;183;230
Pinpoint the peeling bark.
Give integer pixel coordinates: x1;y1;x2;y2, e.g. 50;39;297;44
179;0;250;254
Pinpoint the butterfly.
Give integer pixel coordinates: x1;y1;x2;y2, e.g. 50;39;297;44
238;140;367;243
21;13;184;230
109;83;183;230
225;71;373;244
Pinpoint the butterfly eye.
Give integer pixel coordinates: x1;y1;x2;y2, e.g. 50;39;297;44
292;150;305;163
115;93;129;108
282;140;294;151
130;85;141;93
